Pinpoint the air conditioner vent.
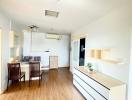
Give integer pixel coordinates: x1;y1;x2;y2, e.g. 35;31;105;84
46;34;62;40
45;10;59;18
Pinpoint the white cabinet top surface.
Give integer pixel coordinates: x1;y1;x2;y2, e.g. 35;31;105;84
75;67;125;89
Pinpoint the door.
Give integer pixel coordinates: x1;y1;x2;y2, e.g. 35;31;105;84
71;40;80;70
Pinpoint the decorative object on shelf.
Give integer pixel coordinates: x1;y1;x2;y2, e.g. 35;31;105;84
86;63;93;71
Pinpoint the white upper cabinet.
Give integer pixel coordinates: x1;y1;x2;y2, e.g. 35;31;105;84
9;30;14;48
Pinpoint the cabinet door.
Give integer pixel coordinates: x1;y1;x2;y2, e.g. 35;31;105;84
50;56;58;69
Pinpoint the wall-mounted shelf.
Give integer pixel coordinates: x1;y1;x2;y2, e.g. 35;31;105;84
88;58;121;64
90;49;101;59
101;59;122;64
87;48;123;64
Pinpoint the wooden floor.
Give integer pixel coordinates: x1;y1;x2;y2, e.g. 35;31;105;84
0;68;85;100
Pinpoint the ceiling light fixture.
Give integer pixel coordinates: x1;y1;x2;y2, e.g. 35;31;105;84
28;25;39;32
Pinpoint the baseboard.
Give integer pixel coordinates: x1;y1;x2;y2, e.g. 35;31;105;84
58;67;70;70
0;90;4;94
49;67;70;70
70;70;73;75
58;66;69;68
0;87;7;94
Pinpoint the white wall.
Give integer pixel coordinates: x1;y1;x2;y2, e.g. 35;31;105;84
23;31;70;67
0;12;10;93
72;4;132;99
128;29;132;100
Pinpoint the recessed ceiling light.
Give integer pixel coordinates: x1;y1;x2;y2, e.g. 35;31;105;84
45;10;59;18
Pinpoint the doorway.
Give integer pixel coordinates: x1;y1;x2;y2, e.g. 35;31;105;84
79;38;85;66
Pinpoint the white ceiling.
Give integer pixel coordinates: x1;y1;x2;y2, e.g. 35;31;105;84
0;0;127;34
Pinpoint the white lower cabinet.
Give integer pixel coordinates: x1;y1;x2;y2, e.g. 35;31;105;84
74;69;109;99
74;75;106;100
73;67;126;100
73;80;94;100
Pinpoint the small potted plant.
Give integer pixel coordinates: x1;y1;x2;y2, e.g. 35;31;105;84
87;63;93;72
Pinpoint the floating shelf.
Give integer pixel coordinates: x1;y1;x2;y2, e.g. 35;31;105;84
101;59;122;64
87;48;123;64
88;57;122;64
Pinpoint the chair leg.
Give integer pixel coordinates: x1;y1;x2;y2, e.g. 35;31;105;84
39;76;40;86
41;75;42;81
40;73;42;81
39;74;43;86
29;78;30;87
24;75;25;83
19;78;21;89
7;79;9;91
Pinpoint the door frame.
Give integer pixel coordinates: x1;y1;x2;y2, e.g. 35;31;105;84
70;34;87;73
0;28;2;93
128;29;132;100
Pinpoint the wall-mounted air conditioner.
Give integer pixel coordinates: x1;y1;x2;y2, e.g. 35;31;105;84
46;34;62;40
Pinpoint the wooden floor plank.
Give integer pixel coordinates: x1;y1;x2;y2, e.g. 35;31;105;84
0;68;84;100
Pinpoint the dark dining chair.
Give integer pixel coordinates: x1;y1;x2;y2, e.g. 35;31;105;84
7;63;25;90
29;62;43;86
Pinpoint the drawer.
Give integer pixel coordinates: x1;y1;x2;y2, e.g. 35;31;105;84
74;69;109;99
73;80;94;100
74;74;107;100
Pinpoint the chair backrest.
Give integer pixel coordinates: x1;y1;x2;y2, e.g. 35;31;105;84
34;56;41;61
29;61;40;77
8;63;21;79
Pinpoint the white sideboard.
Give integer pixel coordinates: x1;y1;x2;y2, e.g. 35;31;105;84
73;67;126;100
